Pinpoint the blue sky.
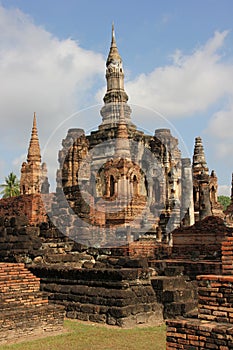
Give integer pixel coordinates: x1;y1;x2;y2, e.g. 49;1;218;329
0;0;233;194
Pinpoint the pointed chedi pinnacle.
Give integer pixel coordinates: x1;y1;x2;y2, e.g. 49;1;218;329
100;25;134;130
192;136;208;174
106;22;122;67
112;22;116;45
27;112;41;163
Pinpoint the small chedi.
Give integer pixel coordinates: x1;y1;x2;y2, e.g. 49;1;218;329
20;112;50;196
1;25;233;343
0;113;49;225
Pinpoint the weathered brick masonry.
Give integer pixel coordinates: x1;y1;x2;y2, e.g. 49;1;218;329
198;275;233;324
172;216;230;260
166;275;233;349
0;215;45;263
222;236;233;275
0;213;227;326
117;239;172;259
0;263;64;344
30;265;163;328
167;318;233;349
0;194;48;225
0;214;79;264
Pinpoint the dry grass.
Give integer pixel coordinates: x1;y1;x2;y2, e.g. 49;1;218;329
0;320;166;350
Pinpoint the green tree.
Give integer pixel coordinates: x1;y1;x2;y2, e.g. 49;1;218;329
218;195;231;211
0;172;20;198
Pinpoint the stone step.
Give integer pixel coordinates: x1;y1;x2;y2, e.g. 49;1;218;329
164;301;197;319
0;268;31;277
156;288;194;303
40;241;74;253
151;276;189;291
44;253;83;264
163;265;185;277
0;264;40;293
0;283;40;295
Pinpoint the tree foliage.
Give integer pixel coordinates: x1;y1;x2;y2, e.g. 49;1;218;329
0;172;20;198
218;195;231;211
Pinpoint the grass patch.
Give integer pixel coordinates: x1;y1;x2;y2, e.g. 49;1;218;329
0;320;166;350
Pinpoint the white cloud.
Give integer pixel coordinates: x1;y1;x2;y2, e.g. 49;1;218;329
125;31;232;119
204;102;233;187
206;105;233;163
0;159;6;185
218;185;231;197
0;5;105;184
209;105;233;140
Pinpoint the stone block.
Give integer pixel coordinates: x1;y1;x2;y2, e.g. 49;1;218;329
89;314;106;323
75;312;89;321
30;265;162;328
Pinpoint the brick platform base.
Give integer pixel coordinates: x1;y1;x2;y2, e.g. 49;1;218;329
31;265;163;328
0;263;64;344
166;275;233;349
166;318;233;349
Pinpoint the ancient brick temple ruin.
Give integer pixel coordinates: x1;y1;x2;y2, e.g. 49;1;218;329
0;25;222;246
53;25;222;248
1;25;233;344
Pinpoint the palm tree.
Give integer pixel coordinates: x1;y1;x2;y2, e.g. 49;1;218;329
0;172;20;198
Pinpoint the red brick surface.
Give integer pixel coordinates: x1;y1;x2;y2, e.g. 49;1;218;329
222;236;233;275
172;216;230;260
166;319;233;349
166;275;233;349
0;263;64;344
0;194;48;225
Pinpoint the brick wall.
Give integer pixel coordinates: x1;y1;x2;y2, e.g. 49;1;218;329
198;275;233;323
0;194;48;225
166;319;233;349
166;275;233;349
172;216;230;260
0;263;64;344
127;240;171;258
222;236;233;275
127;240;158;257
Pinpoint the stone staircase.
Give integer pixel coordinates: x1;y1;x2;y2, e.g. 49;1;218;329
151;266;198;319
0;263;64;344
